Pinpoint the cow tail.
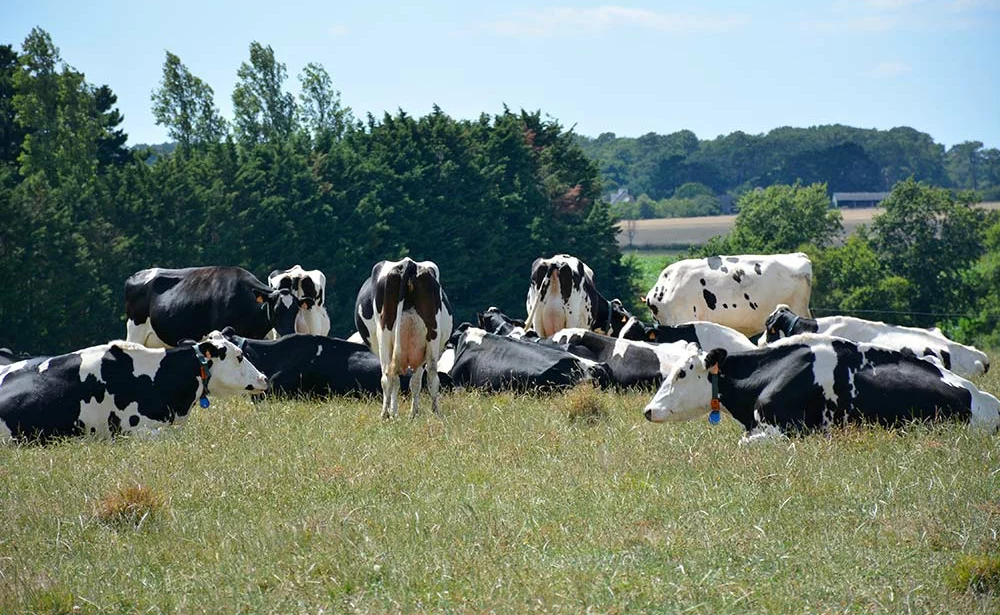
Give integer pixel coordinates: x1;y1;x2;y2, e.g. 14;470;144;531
391;259;417;370
525;265;553;333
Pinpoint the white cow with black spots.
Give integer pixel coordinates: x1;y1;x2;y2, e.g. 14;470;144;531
644;253;813;337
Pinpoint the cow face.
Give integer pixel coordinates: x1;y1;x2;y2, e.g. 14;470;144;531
255;288;299;337
618;317;650;341
201;332;268;394
643;344;718;423
760;304;797;346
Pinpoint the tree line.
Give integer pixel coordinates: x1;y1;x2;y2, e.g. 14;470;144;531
0;28;630;354
576;126;1000;215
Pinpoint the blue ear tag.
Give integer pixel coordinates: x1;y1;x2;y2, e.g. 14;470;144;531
709;409;721;424
199;395;210;409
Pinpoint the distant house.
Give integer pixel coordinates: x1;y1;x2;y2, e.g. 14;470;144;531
609;188;633;204
832;192;889;208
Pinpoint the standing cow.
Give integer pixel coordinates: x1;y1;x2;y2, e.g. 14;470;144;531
0;333;268;442
268;265;331;337
125;266;299;348
759;304;990;378
355;258;453;418
644;253;813;337
643;335;1000;445
525;254;632;338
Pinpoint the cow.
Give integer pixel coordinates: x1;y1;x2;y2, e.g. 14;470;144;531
125;266;300;348
525;254;632;338
0;333;268;443
760;304;990;378
644;253;813;337
355;258;453;418
549;328;692;389
445;327;608;391
476;307;531;339
618;318;756;352
643;334;1000;445
221;328;405;397
268;265;331;337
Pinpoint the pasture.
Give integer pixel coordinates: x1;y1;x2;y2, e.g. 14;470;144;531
3;380;1000;613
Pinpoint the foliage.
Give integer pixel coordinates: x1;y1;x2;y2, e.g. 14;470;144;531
150;51;227;149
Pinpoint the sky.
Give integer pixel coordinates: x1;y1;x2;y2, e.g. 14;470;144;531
4;0;999;149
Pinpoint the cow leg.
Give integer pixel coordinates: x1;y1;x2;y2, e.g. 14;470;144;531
426;361;442;416
409;366;425;418
380;369;400;419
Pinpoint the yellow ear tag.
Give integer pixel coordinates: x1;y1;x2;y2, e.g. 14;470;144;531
648;332;656;340
256;295;264;304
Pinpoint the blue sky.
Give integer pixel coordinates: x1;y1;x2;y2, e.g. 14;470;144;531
4;0;999;148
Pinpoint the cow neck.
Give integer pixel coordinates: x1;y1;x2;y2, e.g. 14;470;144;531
711;352;767;432
192;344;213;408
788;314;818;335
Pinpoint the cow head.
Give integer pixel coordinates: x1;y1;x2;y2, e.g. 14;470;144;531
605;299;634;337
644;344;722;423
193;331;268;395
760;304;812;346
477;307;525;336
254;288;300;337
952;345;991;377
617;315;653;341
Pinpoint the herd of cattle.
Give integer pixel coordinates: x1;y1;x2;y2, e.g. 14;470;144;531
1;252;998;446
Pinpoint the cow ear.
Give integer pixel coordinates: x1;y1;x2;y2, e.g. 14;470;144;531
648;331;656;341
704;348;728;372
197;341;214;359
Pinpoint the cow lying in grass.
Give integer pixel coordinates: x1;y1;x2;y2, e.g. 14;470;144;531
0;333;268;442
643;334;1000;445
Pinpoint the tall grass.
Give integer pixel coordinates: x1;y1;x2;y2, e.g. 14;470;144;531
2;381;1000;613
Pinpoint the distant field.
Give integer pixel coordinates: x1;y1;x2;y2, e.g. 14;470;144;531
619;203;1000;248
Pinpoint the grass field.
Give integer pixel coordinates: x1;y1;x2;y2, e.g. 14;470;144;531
3;379;1000;613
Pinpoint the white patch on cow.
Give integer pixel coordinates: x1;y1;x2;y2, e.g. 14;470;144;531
109;340;164;380
0;360;32;387
0;418;11;442
738;422;787;446
652;341;692;378
77;395;112;438
316;345;323;357
38;358;52;373
612;338;631;359
76;345;109;384
464;327;487;346
347;331;363;344
437;348;455;374
133;267;160;285
127;317;169;348
280;294;294;308
810;342;838;403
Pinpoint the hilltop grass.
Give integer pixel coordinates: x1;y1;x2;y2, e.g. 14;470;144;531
2;379;1000;614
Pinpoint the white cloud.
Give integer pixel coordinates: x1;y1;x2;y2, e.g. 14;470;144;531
492;6;749;37
870;60;913;77
328;25;349;37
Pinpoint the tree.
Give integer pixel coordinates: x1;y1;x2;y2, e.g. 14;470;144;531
946;140;984;190
0;44;24;169
719;182;842;254
94;84;129;168
232;42;295;145
297;62;352;145
870;178;987;323
151;51;227;149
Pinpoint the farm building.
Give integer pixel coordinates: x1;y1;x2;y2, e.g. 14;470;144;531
832;191;889;208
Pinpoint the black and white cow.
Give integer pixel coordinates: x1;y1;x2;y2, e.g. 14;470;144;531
644;253;813;337
444;327;608;391
221;328;404;397
549;328;691;389
0;333;268;442
526;254;632;338
618;318;756;352
759;304;990;378
268;265;331;337
476;307;530;339
125;266;300;348
355;258;453;418
643;334;1000;445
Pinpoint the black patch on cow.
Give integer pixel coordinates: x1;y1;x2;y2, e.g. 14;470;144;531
703;289;717;310
129;415;140;427
732;270;744;284
754;263;762;275
720;266;729;274
726;257;739;263
558;263;575;302
722;303;728;309
108;412;122;435
706;256;722;270
649;303;659;316
750;302;758;310
744;293;751;300
940;350;951;370
699;278;706;286
646;324;698;345
677;369;686;379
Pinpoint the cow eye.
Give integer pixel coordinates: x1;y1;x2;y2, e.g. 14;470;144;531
677;369;686;379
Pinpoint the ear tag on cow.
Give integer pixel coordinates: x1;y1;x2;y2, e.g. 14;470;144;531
709;369;721;424
199;395;210;409
709;409;721;424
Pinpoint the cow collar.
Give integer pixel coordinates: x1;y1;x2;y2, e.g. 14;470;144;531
193;344;213;409
787;314;801;336
708;365;721;424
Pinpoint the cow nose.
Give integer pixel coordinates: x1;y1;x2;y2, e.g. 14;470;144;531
985;362;991;374
644;408;652;422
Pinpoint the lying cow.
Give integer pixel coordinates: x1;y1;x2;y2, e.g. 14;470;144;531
0;333;268;442
618;318;756;352
355;258;453;418
643;334;1000;445
445;327;608;391
268;265;331;337
550;328;691;389
526;254;632;337
125;266;299;347
221;328;403;397
760;304;990;378
477;307;530;339
644;253;813;337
